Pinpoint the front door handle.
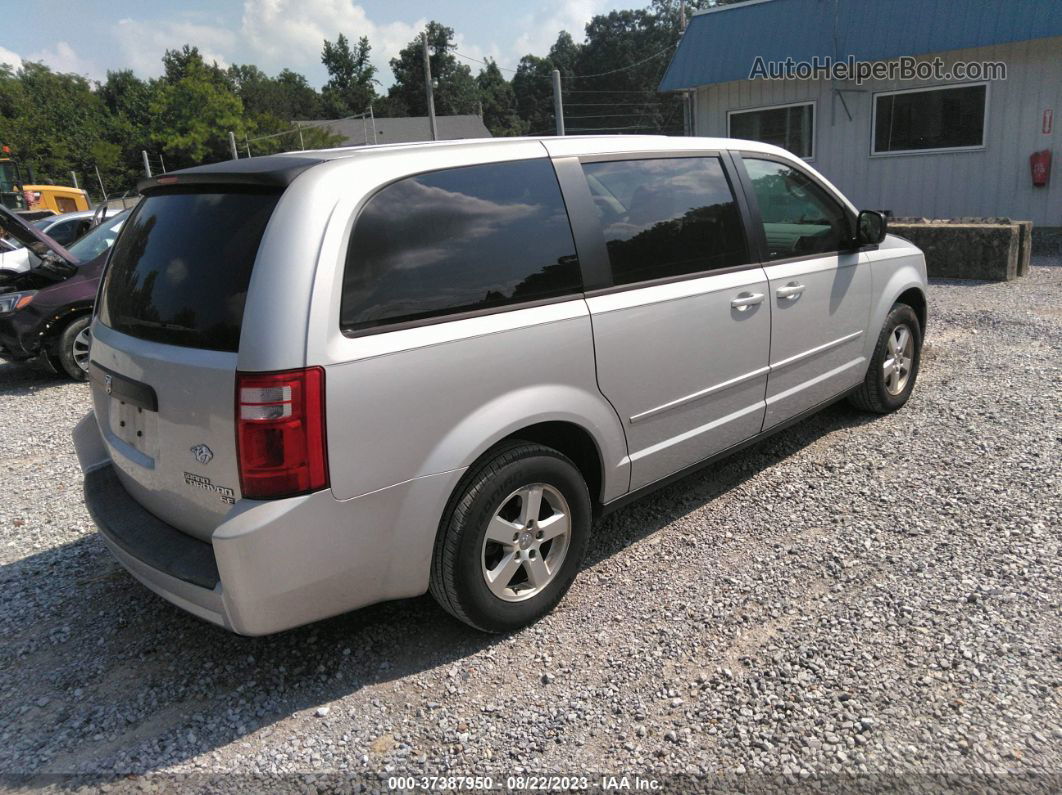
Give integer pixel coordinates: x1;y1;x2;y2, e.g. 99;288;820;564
776;282;805;300
731;292;765;311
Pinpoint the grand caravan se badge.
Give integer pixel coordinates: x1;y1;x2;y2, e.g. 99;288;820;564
184;472;236;504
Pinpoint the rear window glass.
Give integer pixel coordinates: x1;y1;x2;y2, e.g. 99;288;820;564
99;191;279;352
341;158;580;333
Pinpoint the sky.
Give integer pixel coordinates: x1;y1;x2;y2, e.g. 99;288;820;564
0;0;636;88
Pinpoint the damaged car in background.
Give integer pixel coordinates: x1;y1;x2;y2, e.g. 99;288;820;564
0;206;129;380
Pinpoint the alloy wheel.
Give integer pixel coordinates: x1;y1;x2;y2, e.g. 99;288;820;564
72;326;92;373
481;483;571;602
883;323;913;396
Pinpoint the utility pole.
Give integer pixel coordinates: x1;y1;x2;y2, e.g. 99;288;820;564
70;171;78;189
298;125;305;151
141;150;152;178
422;33;438;141
552;69;565;136
370;104;377;144
229;131;239;159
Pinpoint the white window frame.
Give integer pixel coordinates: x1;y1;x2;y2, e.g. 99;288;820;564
727;100;816;161
870;82;989;157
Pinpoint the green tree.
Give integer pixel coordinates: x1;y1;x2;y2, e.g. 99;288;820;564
387;22;478;117
274;68;324;119
548;31;581;75
0;62;115;192
150;47;247;167
99;69;157;190
475;59;524;136
321;34;377;117
511;54;556;135
162;44;231;87
227;63;337;155
228;64;322;120
565;8;683;135
509;29;584;136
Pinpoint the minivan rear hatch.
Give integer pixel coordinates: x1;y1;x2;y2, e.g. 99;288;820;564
91;188;280;541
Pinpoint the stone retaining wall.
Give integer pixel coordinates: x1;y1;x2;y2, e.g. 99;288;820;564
888;218;1032;281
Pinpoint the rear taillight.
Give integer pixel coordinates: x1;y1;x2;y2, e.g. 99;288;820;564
236;367;328;499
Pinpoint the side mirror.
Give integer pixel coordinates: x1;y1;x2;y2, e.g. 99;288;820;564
856;210;887;245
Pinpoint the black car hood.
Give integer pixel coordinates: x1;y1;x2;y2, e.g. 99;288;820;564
0;205;79;267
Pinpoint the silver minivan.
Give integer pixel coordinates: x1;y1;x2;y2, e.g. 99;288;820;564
74;136;927;635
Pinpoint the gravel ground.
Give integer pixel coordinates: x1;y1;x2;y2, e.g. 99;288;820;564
1;261;1059;791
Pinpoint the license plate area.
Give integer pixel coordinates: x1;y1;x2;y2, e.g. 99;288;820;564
89;362;161;467
108;397;159;461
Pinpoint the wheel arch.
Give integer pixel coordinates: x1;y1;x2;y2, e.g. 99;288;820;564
864;261;928;367
40;303;93;351
895;286;927;334
417;381;630;509
497;420;605;509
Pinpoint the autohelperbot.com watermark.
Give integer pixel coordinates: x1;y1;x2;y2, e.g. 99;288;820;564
749;55;1007;84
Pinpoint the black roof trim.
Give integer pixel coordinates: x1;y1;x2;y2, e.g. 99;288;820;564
138;155;325;196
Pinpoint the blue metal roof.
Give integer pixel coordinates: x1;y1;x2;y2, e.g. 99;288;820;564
659;0;1062;91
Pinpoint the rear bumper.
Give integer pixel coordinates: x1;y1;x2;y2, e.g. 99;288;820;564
85;464;227;627
74;412;465;635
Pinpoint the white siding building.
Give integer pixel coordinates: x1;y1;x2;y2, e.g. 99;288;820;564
660;0;1062;229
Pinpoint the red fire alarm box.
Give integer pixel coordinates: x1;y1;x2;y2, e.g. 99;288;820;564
1030;149;1051;187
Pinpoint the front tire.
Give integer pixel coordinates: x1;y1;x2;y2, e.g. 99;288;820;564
430;441;592;633
849;303;921;414
48;315;92;382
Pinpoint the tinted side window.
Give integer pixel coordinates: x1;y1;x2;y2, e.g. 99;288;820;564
341;159;580;333
581;157;747;287
47;220;79;246
742;158;851;260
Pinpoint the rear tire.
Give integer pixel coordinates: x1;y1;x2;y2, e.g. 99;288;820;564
49;316;92;382
849;303;921;414
430;441;592;633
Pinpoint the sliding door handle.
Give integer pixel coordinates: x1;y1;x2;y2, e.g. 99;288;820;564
731;292;765;311
776;282;805;300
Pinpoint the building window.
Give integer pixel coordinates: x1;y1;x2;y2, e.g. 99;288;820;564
873;83;987;155
728;102;814;159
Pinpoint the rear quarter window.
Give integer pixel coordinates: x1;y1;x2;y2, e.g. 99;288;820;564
341;158;581;334
99;191;279;352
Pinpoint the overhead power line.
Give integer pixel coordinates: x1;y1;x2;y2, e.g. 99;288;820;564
563;89;665;94
452;51;518;73
561;44;677;80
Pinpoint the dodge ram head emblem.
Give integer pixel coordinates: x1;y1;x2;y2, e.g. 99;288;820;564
104;374;113;395
190;444;214;465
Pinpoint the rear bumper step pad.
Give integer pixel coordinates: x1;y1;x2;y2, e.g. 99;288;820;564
84;464;220;590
